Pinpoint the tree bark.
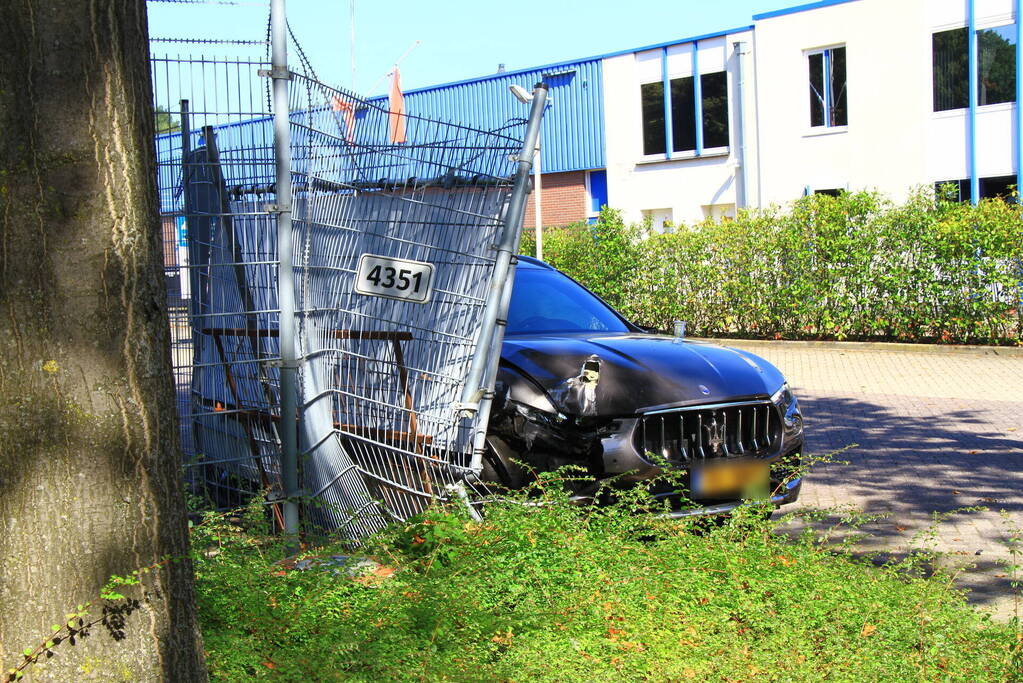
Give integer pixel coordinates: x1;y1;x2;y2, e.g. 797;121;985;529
0;1;207;680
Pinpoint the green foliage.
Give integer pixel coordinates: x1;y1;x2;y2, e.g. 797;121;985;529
193;488;1020;681
6;573;153;682
520;210;641;307
155;105;180;134
532;193;1022;344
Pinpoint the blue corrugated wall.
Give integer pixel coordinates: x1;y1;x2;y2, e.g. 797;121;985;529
366;59;605;174
155;57;606;209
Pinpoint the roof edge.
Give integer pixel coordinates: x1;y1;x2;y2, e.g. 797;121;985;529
753;0;861;21
597;25;754;60
369;56;602;99
366;24;754;99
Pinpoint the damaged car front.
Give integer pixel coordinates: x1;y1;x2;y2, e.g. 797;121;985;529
482;257;804;516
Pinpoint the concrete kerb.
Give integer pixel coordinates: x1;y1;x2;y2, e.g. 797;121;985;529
696;337;1023;357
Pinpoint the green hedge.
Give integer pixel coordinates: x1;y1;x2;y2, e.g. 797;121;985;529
521;191;1022;344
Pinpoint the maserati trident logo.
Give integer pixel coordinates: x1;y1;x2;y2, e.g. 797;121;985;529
703;413;725;456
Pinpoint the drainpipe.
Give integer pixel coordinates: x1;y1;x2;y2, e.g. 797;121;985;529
693;40;703;156
968;0;979;205
733;41;750;210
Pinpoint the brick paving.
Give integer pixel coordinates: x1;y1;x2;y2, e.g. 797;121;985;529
722;341;1023;620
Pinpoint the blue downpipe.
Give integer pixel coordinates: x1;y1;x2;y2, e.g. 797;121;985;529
969;0;979;205
693;41;703;155
662;47;672;159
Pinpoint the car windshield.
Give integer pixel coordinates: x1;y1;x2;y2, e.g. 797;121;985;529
506;268;631;335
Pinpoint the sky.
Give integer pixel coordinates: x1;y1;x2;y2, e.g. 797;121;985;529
147;0;805;96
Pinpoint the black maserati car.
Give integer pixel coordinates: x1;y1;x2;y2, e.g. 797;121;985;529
482;256;804;516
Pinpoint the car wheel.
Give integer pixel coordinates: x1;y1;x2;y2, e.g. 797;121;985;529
480;435;529;490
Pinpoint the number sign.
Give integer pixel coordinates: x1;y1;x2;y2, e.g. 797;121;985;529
354;254;435;304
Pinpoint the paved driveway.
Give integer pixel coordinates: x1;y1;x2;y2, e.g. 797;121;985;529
719;340;1023;620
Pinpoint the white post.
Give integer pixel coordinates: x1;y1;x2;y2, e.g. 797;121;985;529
349;0;356;90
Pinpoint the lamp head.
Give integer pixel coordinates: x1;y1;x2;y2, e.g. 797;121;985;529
508;84;532;103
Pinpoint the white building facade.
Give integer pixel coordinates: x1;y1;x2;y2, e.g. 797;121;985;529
600;0;1022;227
603;28;755;228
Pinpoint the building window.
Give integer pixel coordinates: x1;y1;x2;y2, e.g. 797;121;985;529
933;28;968;111
642;208;674;232
702;203;735;220
978;25;1017;106
700;72;730;148
641;81;666;155
934;176;1018;202
933;26;1017;111
670;77;696;152
808;46;847;127
641;71;730;156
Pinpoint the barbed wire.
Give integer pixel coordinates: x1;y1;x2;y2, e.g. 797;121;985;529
260;15;321;109
288;21;319;82
264;14;273;112
149;37;269;45
147;0;269;6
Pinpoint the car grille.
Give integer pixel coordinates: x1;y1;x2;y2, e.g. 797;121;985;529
634;400;781;463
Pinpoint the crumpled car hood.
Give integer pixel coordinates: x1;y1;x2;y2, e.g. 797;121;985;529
501;333;785;415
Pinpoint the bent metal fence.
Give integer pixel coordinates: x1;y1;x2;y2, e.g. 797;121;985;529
151;0;546;539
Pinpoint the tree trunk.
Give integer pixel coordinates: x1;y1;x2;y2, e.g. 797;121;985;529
0;1;207;680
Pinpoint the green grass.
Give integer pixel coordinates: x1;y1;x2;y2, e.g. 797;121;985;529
193;486;1021;682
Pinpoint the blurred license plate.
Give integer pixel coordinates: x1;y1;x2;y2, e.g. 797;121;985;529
691;460;768;497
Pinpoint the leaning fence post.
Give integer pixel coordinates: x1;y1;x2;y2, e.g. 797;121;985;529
457;83;548;422
458;83;548;479
270;0;300;543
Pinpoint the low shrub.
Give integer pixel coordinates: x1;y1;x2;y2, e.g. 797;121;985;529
193;488;1020;681
527;192;1022;345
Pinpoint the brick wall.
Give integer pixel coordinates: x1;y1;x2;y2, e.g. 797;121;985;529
522;170;587;228
161;216;178;268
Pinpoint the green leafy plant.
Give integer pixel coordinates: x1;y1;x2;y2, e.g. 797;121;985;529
5;560;171;682
192;467;1021;681
533;192;1022;345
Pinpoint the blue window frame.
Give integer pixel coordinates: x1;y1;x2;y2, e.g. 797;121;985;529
587;169;608;219
641;73;730;156
641;43;730;158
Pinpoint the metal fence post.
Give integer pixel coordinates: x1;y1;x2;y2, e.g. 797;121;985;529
270;0;300;541
460;83;548;472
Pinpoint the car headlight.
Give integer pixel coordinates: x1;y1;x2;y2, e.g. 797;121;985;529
771;383;803;437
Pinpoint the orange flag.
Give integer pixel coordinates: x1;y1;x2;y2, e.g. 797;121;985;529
388;67;407;144
331;95;356;142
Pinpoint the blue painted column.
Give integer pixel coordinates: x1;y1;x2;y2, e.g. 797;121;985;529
823;49;832;125
968;0;979;204
1017;0;1022;197
693;40;704;155
662;47;672;159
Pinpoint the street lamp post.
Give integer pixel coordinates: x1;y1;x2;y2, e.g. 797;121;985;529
533;134;542;262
